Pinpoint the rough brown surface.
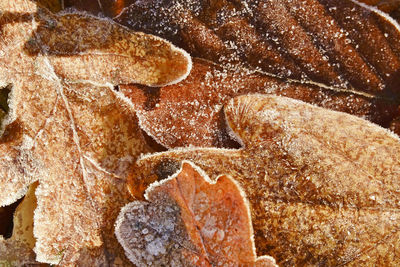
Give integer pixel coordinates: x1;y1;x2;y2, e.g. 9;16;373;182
131;94;400;266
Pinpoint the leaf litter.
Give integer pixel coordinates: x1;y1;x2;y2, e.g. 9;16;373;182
65;0;400;147
130;94;400;266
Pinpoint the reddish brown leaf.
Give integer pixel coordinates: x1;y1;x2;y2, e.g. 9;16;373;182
116;161;277;267
130;94;400;266
66;0;400;142
122;58;399;148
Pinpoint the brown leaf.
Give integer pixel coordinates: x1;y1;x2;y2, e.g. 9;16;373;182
116;161;277;267
358;0;400;21
0;0;190;265
65;0;400;143
130;94;400;266
70;0;400;93
122;58;399;148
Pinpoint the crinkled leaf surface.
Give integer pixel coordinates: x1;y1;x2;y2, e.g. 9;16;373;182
66;0;400;145
116;161;277;267
131;94;400;266
0;0;191;265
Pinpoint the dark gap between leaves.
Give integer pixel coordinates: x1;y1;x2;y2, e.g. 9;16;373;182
214;107;242;149
0;84;11;122
140;128;168;153
0;197;24;239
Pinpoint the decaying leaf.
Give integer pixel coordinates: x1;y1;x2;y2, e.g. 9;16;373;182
130;94;400;266
116;161;277;267
0;0;191;265
122;58;400;148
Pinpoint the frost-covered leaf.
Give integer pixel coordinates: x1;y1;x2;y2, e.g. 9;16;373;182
130;94;400;266
0;0;191;265
116;161;277;267
66;0;400;142
122;58;400;148
68;0;400;92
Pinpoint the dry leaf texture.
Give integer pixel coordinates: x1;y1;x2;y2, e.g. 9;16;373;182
116;161;277;267
112;0;400;93
0;0;191;265
130;94;400;266
66;0;400;142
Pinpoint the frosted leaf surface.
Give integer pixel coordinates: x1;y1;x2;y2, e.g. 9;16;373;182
131;94;400;266
116;161;277;267
0;0;191;265
67;0;400;137
122;58;399;148
68;0;400;93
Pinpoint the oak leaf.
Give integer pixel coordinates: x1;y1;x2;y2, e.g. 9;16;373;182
116;161;277;267
0;0;191;265
130;94;400;266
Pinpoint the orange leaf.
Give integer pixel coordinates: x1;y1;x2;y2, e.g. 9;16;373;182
116;161;277;267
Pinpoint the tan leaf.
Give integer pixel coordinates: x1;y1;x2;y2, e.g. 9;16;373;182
116;161;277;267
0;0;191;265
130;94;400;266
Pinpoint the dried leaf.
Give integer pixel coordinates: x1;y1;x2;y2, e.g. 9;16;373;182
130;94;400;266
66;0;400;142
122;58;400;148
116;161;277;267
0;0;190;265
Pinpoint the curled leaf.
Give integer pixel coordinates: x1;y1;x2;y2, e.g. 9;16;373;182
116;161;277;267
131;94;400;266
